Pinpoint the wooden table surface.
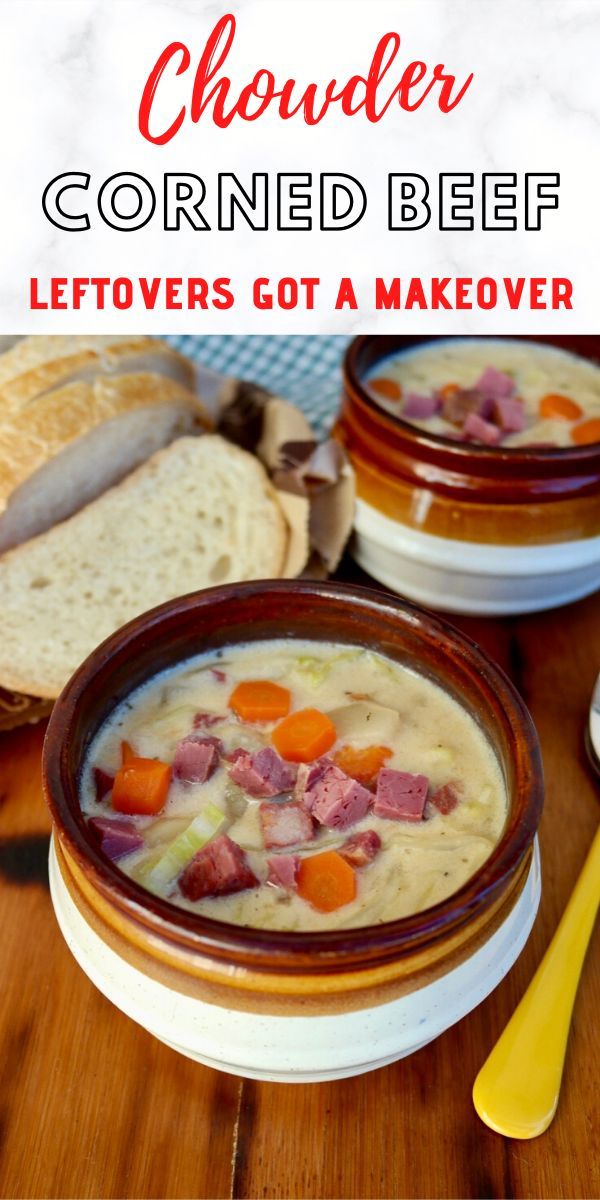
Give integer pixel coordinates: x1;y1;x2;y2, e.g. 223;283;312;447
1;568;598;1200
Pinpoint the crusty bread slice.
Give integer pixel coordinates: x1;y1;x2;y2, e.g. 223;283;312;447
0;371;212;553
0;435;288;698
0;336;196;420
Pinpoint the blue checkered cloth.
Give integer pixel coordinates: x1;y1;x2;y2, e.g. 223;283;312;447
166;335;350;436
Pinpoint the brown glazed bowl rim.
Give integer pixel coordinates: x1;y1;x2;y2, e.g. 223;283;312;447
43;581;543;975
344;334;600;471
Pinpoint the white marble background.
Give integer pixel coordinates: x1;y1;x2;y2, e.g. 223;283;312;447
0;0;599;333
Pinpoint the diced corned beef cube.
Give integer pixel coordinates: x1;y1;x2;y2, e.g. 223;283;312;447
475;366;515;399
210;668;227;683
493;396;526;433
88;817;144;861
226;746;248;764
442;387;484;426
179;834;258;900
229;746;297;797
260;801;314;849
267;854;300;889
374;769;429;822
193;711;223;729
94;767;114;801
339;829;381;868
308;764;371;831
403;392;441;419
294;758;332;808
477;393;496;421
173;735;221;783
430;781;462;815
463;413;503;446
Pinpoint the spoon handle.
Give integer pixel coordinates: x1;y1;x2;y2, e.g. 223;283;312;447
473;826;600;1139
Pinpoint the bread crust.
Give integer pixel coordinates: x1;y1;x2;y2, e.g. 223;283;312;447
0;435;289;698
0;373;212;514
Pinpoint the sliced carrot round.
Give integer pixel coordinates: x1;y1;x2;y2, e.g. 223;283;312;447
228;680;291;722
272;708;336;762
368;377;402;402
297;851;356;912
112;757;171;816
333;744;391;788
571;418;600;446
539;393;583;421
438;383;460;401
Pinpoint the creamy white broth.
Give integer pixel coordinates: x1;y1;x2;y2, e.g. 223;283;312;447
80;640;507;931
366;338;600;447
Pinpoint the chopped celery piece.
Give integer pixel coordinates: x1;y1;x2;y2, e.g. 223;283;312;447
145;804;226;891
291;650;362;687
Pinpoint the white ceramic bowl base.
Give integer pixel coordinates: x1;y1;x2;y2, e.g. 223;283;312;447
353;500;600;616
49;837;541;1083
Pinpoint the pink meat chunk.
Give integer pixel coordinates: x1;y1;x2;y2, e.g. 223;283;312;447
430;781;462;815
229;746;297;797
260;802;315;849
442;387;483;426
307;764;371;831
193;710;224;729
374;769;429;822
339;829;382;868
294;758;333;808
179;834;258;900
493;396;526;433
267;854;300;889
475;366;515;400
463;412;503;446
94;767;114;801
88;817;144;861
403;392;441;419
173;735;222;783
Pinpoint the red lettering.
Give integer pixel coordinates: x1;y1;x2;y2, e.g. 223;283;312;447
138;17;473;141
430;277;452;309
335;278;358;309
138;42;190;145
375;278;401;310
433;64;474;113
139;278;161;309
504;277;525;309
552;278;573;309
213;278;235;308
530;278;547;309
51;278;68;309
190;14;237;128
165;278;183;308
30;278;47;309
405;278;427;309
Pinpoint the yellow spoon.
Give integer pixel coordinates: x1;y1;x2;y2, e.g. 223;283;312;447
473;825;600;1139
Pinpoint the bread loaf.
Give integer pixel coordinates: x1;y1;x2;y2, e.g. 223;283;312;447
0;436;288;698
0;338;212;552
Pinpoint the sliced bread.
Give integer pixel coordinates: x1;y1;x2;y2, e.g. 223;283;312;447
0;435;288;698
0;369;212;553
0;335;197;417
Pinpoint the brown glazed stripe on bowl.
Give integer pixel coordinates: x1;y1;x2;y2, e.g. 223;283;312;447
43;581;543;1002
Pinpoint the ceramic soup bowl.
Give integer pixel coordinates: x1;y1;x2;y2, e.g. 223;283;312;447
44;581;543;1081
335;335;600;615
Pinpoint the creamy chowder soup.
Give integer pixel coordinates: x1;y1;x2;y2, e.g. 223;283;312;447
366;339;600;448
80;640;507;932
